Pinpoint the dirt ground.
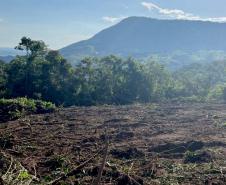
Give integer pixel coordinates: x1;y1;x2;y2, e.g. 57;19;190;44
1;103;226;185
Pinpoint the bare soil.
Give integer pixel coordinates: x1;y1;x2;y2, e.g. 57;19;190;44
1;103;226;184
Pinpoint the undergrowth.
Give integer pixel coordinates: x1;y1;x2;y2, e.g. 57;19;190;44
0;97;56;122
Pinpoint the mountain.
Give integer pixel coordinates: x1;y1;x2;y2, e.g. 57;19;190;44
60;17;226;66
0;47;25;62
0;56;15;63
0;47;24;56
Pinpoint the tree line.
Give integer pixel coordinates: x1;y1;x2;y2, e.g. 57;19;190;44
1;37;226;106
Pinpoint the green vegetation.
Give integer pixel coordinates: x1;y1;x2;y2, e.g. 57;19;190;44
184;151;212;164
1;37;226;107
0;97;56;121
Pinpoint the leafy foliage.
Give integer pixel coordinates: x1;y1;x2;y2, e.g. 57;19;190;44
0;97;56;122
173;61;226;101
0;60;7;97
1;37;226;107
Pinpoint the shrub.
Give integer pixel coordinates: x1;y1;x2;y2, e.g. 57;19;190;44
184;151;213;164
223;87;226;102
35;100;56;113
0;97;56;122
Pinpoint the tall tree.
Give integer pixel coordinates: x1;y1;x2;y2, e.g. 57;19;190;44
0;60;7;97
15;37;48;97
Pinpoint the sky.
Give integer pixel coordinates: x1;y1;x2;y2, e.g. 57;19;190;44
1;0;226;49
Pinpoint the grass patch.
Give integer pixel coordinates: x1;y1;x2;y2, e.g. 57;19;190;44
221;122;226;127
0;97;56;122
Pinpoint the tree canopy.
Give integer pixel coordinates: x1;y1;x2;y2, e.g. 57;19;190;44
1;37;226;106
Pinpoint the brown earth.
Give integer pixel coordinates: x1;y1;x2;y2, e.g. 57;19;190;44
1;103;226;184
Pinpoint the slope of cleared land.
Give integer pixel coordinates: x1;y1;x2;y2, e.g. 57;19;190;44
1;103;226;184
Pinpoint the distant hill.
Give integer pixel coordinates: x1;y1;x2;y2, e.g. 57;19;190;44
0;56;14;63
0;47;24;56
60;17;226;67
0;47;25;63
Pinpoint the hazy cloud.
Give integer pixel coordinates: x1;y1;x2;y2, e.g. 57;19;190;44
206;17;226;22
102;16;126;23
141;2;158;10
0;18;3;22
141;1;226;23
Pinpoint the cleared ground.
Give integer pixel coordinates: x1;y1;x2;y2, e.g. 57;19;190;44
1;103;226;184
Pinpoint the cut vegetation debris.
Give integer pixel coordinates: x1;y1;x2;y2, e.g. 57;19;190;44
1;103;226;184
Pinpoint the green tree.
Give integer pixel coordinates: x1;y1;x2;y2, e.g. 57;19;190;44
74;57;96;105
41;50;76;105
14;37;48;97
6;38;75;105
15;36;47;59
0;60;7;97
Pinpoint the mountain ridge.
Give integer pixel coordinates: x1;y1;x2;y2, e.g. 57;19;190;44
60;17;226;64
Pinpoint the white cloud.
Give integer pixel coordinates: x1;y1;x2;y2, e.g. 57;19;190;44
0;18;3;22
206;17;226;23
141;2;158;10
141;2;200;20
102;16;126;23
141;1;226;23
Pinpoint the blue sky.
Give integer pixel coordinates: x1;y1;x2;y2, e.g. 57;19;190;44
0;0;226;49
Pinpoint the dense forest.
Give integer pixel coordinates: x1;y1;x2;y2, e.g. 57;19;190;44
1;37;226;106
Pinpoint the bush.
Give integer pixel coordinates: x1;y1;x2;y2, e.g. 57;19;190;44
223;87;226;102
184;151;213;164
35;100;56;113
207;84;225;101
0;97;56;122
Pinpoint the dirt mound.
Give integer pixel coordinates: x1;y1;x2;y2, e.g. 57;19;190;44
0;134;13;149
117;174;144;185
149;140;204;154
110;147;145;159
115;131;134;141
184;151;213;163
